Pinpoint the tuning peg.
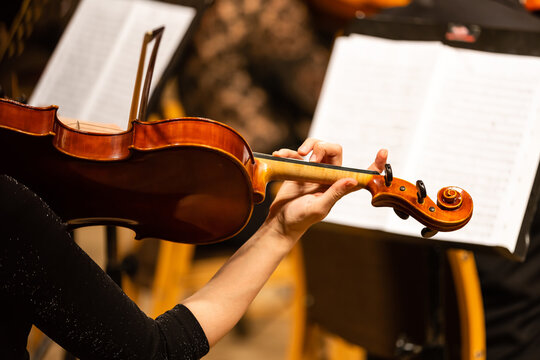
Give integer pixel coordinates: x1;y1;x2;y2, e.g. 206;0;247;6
416;180;426;204
384;163;393;186
421;227;438;238
394;208;410;220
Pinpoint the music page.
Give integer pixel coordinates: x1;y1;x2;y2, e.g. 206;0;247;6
310;34;540;253
403;46;540;251
29;0;196;129
310;35;444;231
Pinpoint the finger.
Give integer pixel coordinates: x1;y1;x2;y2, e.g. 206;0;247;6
297;138;320;156
368;149;388;173
310;141;342;165
272;148;304;160
313;178;358;217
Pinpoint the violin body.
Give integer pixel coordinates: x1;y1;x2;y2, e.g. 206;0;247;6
0;98;473;244
1;98;261;244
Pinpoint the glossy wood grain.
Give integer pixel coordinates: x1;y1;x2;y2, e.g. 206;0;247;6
0;98;473;244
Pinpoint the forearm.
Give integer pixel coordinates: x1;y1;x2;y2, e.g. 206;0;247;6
181;140;379;348
182;219;296;347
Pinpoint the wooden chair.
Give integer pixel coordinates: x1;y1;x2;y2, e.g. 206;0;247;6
292;222;485;360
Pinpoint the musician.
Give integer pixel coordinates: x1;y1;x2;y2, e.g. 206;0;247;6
0;139;387;359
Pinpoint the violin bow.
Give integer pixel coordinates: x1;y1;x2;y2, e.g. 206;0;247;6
128;26;165;127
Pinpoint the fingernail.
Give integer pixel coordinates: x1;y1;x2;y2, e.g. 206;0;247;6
309;154;317;162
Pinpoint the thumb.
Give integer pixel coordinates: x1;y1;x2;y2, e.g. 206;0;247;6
315;178;358;214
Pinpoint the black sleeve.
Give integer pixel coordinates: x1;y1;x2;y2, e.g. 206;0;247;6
0;174;209;360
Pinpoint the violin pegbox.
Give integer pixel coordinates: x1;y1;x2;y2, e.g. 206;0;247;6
367;165;473;237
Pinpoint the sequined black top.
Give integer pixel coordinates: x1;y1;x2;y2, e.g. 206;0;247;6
0;175;209;360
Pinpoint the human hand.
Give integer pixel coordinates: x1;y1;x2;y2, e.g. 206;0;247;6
182;141;387;346
265;139;388;244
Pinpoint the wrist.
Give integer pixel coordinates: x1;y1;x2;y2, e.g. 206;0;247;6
257;215;301;253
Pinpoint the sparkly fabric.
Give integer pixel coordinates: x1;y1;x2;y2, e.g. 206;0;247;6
0;175;209;360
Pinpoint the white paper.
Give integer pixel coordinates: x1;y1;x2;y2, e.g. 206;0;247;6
310;34;540;253
29;0;196;129
311;36;443;229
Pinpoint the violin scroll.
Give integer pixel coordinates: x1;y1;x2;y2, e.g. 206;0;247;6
366;170;473;237
437;186;464;210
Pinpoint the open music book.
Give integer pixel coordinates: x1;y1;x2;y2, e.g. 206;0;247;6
29;0;197;130
310;34;540;258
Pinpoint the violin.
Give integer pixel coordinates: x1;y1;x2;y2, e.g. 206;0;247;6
0;97;472;244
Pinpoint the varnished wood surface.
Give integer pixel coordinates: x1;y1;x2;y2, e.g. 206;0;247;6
0;98;473;244
0;99;256;244
367;177;473;232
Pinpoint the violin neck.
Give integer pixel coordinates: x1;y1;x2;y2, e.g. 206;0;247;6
253;152;379;188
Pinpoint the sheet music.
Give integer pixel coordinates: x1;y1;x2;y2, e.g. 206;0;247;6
29;0;196;129
310;34;540;253
406;47;540;251
310;35;444;231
